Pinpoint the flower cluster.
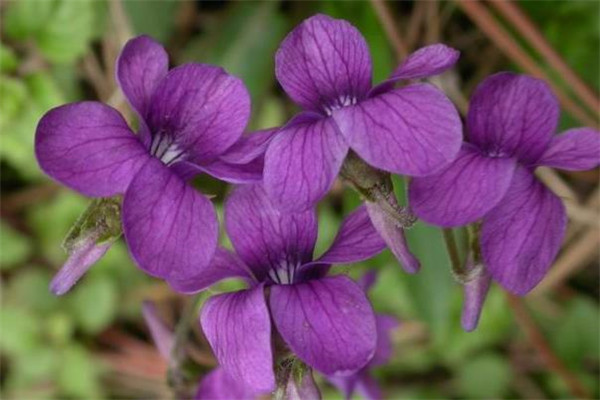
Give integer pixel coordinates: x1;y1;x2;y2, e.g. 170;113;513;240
35;12;599;400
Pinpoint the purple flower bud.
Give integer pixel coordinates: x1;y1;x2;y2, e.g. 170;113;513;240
460;258;492;332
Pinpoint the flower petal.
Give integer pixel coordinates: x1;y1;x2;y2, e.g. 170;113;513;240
122;158;218;281
370;315;398;367
225;184;317;279
409;145;517;227
169;248;254;294
275;14;372;113
116;35;169;119
467;72;559;164
219;128;279;164
200;285;275;393
141;301;174;361
536;128;600;170
35;102;150;197
365;199;420;274
481;167;567;295
317;205;386;265
332;84;462;176
196;368;258;400
199;158;264;184
264;115;349;212
270;276;377;375
147;64;250;163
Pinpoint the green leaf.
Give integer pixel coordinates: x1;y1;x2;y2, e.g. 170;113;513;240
3;0;55;40
57;345;103;398
0;307;40;357
0;44;19;73
0;76;27;129
123;0;179;43
68;274;117;334
8;269;59;313
0;223;32;269
457;353;512;398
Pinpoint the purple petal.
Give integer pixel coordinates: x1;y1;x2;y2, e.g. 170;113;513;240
536;128;600;171
467;72;559;164
116;35;168;119
461;259;492;332
275;14;372;113
196;367;258;400
141;301;174;360
224;184;317;279
369;315;398;367
35;102;150;197
169;248;254;294
358;270;378;293
481;167;567;295
409;145;517;227
146;64;250;164
200;285;275;393
219;128;279;165
49;236;112;296
122;158;218;281
356;374;383;400
264;115;348;212
283;369;322;400
198;158;264;184
270;276;377;375
332;84;462;176
364;200;420;273
370;44;460;96
317;205;386;265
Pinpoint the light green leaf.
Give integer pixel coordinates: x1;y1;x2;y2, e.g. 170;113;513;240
57;345;103;398
0;307;40;356
68;274;117;334
3;0;55;40
0;223;32;269
457;353;512;398
123;0;179;43
0;44;19;73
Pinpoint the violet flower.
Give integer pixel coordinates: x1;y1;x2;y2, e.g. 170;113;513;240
410;72;600;295
326;271;399;400
263;14;463;212
177;184;387;394
35;35;260;289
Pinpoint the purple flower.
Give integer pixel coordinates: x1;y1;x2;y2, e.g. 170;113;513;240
263;14;463;212
326;271;399;400
35;35;259;287
177;184;386;394
410;72;600;295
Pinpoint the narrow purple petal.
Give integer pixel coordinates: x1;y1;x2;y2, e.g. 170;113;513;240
536;128;600;171
200;285;275;393
196;367;258;400
481;167;567;295
49;236;112;295
358;270;378;293
198;158;264;184
283;369;322;400
467;72;559;164
141;301;174;360
224;184;317;279
333;84;462;176
409;145;517;227
356;374;383;400
116;35;168;119
461;259;492;332
370;44;460;96
35;102;150;197
327;374;359;400
169;248;254;294
122;158;218;281
369;315;398;367
147;64;250;164
219;128;279;164
270;276;377;375
275;14;372;113
264;115;348;212
317;205;386;265
365;200;420;273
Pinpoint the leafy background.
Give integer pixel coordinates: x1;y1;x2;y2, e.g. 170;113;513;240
1;1;598;399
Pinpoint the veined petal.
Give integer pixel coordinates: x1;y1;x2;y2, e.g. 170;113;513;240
365;199;420;274
122;158;218;281
481;167;567;295
535;128;600;170
264;115;348;212
409;145;517;227
270;276;377;375
467;72;559;164
147;64;250;164
169;248;254;294
225;184;317;279
35;102;150;197
333;84;462;176
275;14;372;113
116;35;168;119
195;368;258;400
200;285;275;393
220;128;279;164
370;44;459;95
198;158;264;184
317;205;386;265
141;301;174;361
370;315;398;367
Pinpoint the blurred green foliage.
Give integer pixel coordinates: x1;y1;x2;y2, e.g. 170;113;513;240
1;1;598;399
